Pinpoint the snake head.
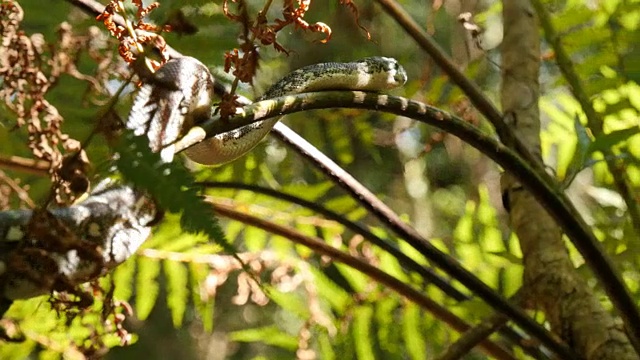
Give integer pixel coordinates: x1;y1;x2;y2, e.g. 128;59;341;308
361;57;407;89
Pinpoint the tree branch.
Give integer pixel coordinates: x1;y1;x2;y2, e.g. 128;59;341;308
271;120;578;360
61;0;639;351
203;182;555;359
209;199;518;360
181;90;638;348
198;181;469;302
0;155;49;176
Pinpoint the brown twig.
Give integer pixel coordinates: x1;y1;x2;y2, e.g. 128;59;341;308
0;170;36;208
0;155;50;176
434;291;549;360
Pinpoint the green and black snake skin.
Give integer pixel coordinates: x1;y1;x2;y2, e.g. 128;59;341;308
128;56;407;165
0;57;406;307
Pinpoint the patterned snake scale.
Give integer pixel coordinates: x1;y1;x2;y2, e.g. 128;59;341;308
0;181;159;301
0;57;406;306
128;56;408;165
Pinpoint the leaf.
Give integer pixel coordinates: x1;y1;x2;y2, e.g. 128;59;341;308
453;201;476;244
135;257;161;320
317;333;337;360
334;263;369;294
551;4;595;34
0;338;36;360
602;97;634;116
309;267;353;315
323;194;358;214
268;289;310;319
589;126;640;153
229;326;298;350
584;77;620;97
375;297;401;355
402;303;426;360
485;250;522;265
164;260;189;327
561;114;592;188
154;222;210;252
111;257;136;302
377;250;408;283
243;225;268;252
115;132;233;253
282;181;333;202
353;305;375;360
189;262;215;332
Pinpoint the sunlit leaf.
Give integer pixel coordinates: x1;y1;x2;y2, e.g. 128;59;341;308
375;296;401;355
112;256;136;302
402;303;426;360
229;326;298;350
353;305;375;360
189;262;215;333
589;127;640;153
561;114;592;188
135;257;161;320
164;260;189;327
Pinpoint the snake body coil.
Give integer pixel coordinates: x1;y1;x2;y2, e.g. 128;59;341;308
127;57;214;163
128;57;407;165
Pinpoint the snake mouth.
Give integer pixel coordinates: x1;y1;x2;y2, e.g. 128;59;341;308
382;57;408;87
394;68;408;87
392;59;408;86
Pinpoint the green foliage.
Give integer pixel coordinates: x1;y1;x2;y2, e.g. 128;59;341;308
135;256;161;320
5;0;639;359
402;303;427;360
189;262;215;332
164;260;189;326
353;305;375;360
114;133;228;247
229;326;298;351
540;0;640;257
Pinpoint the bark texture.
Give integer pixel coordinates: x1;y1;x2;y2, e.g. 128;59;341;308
500;0;637;358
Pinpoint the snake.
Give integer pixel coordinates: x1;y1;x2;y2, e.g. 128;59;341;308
0;181;159;303
127;56;407;165
0;56;406;307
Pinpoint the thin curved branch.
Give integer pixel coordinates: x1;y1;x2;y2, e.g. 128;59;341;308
62;0;638;349
435;290;550;360
270;124;578;359
182;90;636;352
202;181;551;359
0;155;49;176
377;0;640;348
372;0;536;164
209;199;517;360
198;181;469;302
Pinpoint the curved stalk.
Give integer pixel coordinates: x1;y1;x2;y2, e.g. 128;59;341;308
178;90;640;347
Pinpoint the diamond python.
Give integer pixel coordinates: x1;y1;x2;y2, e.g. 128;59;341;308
0;57;406;306
127;56;408;164
0;181;159;304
